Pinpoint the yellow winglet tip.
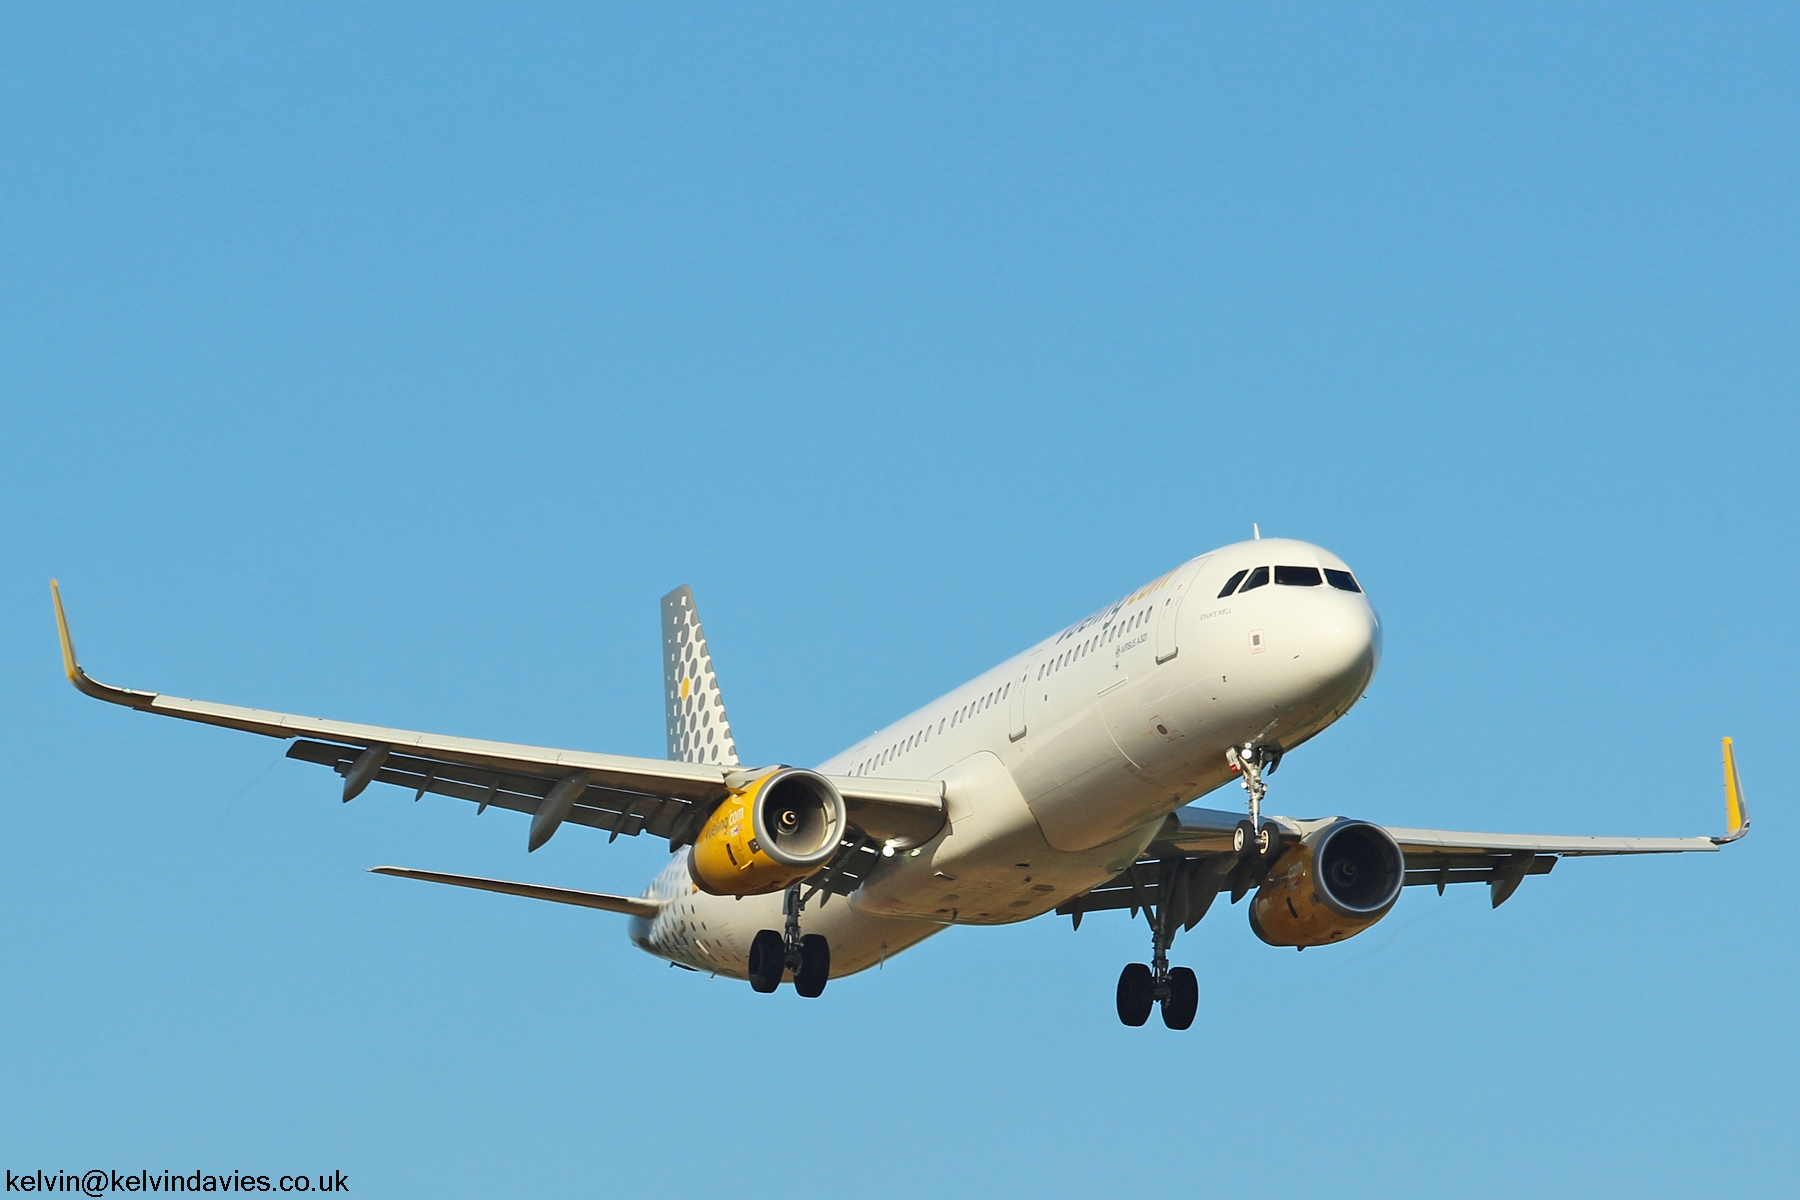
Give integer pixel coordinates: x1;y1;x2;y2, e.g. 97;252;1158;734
1722;736;1747;838
50;578;80;683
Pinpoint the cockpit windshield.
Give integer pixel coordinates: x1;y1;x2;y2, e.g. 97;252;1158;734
1219;564;1362;596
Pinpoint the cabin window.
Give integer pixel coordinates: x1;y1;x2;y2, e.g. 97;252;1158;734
1324;568;1362;593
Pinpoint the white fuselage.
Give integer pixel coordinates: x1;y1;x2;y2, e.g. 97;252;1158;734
629;538;1381;980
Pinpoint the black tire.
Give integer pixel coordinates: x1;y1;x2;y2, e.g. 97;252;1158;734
1258;822;1286;864
1161;966;1199;1030
1116;963;1154;1027
794;934;831;998
1234;820;1258;860
747;929;785;993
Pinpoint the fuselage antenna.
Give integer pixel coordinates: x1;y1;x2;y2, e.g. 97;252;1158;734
1253;523;1261;540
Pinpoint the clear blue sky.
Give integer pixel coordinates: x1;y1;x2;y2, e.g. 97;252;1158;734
3;6;1794;1196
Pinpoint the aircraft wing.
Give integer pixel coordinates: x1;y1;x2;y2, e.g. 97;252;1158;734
1375;752;1746;905
51;582;944;853
1070;738;1749;918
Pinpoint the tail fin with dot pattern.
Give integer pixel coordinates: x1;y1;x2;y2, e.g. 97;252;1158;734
660;586;740;767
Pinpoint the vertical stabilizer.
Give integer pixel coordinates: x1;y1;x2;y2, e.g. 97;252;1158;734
661;586;740;766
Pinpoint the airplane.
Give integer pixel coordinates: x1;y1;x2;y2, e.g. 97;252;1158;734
49;534;1749;1028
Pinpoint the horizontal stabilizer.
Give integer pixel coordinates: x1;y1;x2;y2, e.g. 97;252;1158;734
369;866;663;918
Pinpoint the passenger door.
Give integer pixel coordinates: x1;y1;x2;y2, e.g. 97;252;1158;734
1154;556;1209;664
1008;653;1039;742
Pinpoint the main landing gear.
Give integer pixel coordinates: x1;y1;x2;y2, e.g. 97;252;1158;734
748;884;830;998
1116;937;1199;1029
1114;744;1286;1030
1116;858;1204;1030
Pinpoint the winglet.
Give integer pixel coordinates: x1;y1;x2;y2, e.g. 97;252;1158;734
49;580;157;709
1713;736;1749;845
51;579;79;683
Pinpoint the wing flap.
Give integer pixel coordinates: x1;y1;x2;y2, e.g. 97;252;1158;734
1057;855;1237;924
155;692;734;801
286;741;699;841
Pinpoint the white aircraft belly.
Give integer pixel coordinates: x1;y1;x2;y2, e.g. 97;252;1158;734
850;749;1164;924
630;854;944;980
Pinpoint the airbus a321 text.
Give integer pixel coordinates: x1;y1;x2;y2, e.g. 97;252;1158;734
51;536;1748;1028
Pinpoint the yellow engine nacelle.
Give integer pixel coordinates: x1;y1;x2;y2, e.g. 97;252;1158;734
688;768;848;896
1250;820;1405;948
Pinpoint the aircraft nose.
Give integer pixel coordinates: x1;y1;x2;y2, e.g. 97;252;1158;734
1294;594;1381;693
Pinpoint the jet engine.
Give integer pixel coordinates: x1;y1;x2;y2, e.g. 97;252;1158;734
688;768;847;896
1249;819;1405;948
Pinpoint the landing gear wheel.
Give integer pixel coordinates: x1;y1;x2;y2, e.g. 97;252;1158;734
1116;963;1154;1027
1160;966;1198;1030
1258;822;1285;864
794;934;831;998
747;929;785;993
1233;820;1258;860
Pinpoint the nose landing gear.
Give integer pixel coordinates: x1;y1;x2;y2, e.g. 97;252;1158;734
747;884;831;997
1228;743;1285;862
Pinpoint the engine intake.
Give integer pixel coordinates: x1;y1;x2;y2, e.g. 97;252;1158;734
688;768;847;896
1250;819;1405;948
